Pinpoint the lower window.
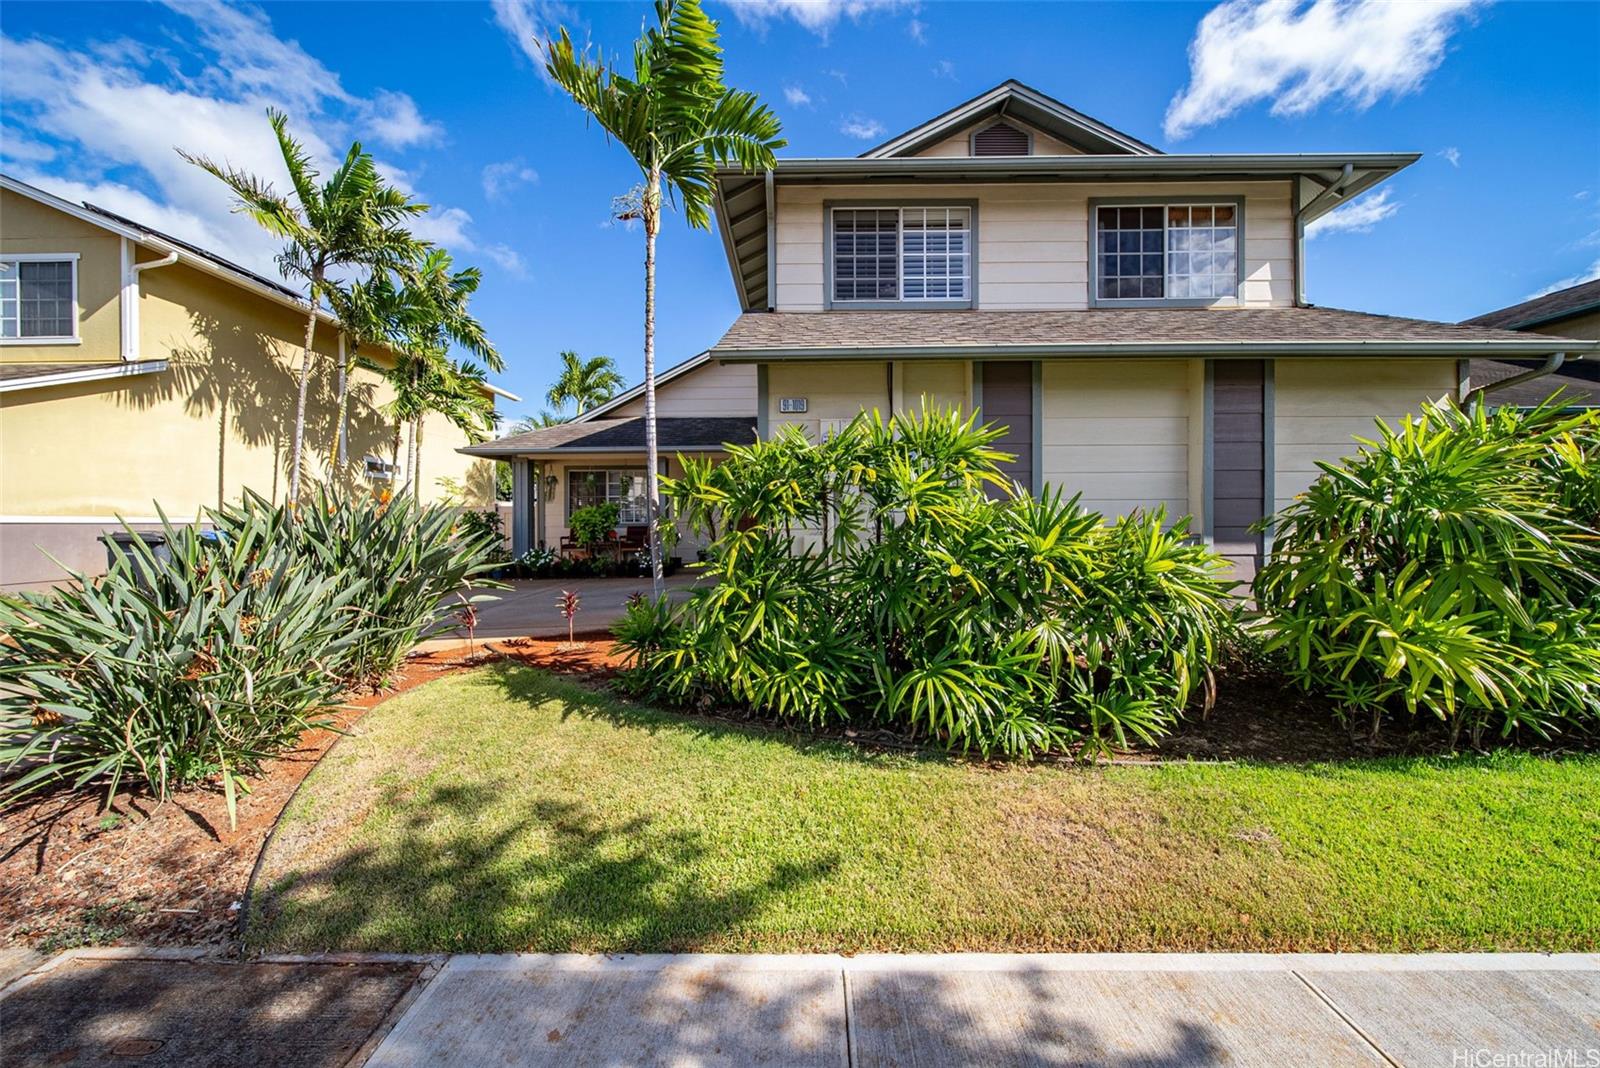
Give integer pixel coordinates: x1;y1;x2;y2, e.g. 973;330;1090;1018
567;468;649;524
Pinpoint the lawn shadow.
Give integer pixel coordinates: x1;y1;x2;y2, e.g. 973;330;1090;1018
248;773;839;954
486;660;957;772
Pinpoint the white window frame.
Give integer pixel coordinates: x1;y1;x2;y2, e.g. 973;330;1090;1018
566;467;651;525
0;253;82;345
1089;200;1243;309
825;203;976;310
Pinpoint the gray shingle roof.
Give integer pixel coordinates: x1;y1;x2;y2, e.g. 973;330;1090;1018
710;306;1594;358
1461;279;1600;331
461;417;757;457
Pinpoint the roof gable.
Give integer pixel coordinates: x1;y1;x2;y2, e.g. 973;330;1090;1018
860;81;1160;159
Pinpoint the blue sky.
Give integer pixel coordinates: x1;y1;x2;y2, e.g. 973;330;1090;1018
2;0;1596;424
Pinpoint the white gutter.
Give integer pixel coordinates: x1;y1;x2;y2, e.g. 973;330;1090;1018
119;242;178;360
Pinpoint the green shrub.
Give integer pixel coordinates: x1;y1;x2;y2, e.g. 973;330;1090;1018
614;406;1235;758
210;490;502;686
0;492;502;813
569;502;621;548
1253;397;1600;745
0;513;359;814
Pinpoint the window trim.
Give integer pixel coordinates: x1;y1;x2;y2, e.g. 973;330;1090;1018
565;466;651;525
0;253;82;345
824;199;978;311
1088;197;1246;309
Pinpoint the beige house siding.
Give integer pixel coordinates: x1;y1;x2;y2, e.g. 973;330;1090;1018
1040;359;1191;519
1;188;123;362
606;359;757;418
773;181;1294;312
1273;358;1459;512
766;360;892;437
895;359;970;414
912;119;1086;158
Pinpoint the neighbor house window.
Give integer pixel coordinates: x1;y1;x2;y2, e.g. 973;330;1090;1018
831;206;972;305
567;468;649;524
1094;204;1238;302
0;256;78;341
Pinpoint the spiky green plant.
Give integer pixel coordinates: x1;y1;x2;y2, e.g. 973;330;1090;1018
1253;396;1600;745
210;489;503;686
617;405;1235;758
0;512;361;819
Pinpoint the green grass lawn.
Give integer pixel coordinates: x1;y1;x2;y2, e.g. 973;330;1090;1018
250;664;1600;954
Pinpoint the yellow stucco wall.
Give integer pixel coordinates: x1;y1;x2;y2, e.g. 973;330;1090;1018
1;190;491;521
0;188;123;362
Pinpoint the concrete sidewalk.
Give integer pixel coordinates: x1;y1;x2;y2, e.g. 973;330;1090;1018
4;949;1597;1067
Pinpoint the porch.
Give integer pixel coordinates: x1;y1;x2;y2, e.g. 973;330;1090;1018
459;416;757;559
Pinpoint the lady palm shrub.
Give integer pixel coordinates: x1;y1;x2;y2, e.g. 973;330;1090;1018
210;489;502;685
614;407;1234;757
0;514;360;815
1;492;501;813
1253;397;1600;745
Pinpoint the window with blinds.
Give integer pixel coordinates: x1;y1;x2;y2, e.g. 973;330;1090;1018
831;206;972;306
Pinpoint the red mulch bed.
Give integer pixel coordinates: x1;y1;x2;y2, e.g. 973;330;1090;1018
0;638;623;955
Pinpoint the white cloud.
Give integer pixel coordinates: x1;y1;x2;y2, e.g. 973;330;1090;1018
1165;0;1482;140
1528;259;1600;300
1438;146;1460;168
783;85;813;108
932;59;956;80
824;68;849;85
907;17;926;43
727;0;911;36
839;115;886;140
1304;189;1399;238
481;159;541;200
490;0;573;85
1576;190;1592;201
1;3;512;284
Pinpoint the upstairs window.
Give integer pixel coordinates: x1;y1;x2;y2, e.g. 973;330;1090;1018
831;206;972;307
0;256;78;342
1094;203;1239;304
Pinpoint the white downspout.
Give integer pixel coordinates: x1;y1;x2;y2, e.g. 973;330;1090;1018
120;242;179;361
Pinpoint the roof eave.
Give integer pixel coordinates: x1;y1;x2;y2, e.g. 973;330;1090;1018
713;338;1597;362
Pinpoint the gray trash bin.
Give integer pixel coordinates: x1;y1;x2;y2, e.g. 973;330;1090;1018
102;530;171;572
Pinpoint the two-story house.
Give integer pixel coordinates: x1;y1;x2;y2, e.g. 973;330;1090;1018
0;174;513;590
471;81;1595;575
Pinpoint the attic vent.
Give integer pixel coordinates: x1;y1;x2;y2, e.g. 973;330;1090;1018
972;121;1030;157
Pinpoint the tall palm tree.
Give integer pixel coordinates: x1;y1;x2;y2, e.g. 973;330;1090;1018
181;110;424;504
325;269;408;469
544;0;783;593
546;351;626;416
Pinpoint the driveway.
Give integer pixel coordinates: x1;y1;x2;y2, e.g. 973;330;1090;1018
441;572;708;640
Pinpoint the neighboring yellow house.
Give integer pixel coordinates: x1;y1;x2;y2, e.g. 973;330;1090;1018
0;175;515;589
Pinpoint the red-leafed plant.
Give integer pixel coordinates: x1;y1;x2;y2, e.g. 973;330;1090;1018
558;589;581;644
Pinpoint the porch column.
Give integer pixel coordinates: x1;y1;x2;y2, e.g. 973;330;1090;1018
511;459;534;557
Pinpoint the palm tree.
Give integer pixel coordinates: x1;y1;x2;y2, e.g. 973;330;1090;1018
511;411;569;433
546;351;626;416
366;249;500;497
543;0;784;593
325;269;409;469
182;110;424;504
